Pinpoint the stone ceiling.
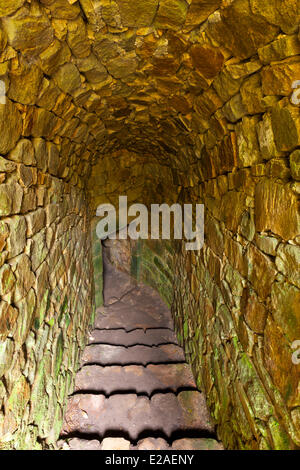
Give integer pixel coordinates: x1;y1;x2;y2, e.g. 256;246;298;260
1;0;299;192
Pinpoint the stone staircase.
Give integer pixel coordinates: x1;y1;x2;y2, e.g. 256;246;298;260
59;252;223;451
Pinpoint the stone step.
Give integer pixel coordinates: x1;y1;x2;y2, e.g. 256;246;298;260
171;438;223;450
103;260;136;306
63;436;223;451
132;437;223;450
62;391;215;440
75;363;196;395
94;285;173;331
80;344;185;366
88;328;178;347
62;439;102;450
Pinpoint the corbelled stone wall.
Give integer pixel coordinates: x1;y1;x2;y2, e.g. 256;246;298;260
0;166;93;449
173;182;300;449
88;149;176;217
0;0;299;450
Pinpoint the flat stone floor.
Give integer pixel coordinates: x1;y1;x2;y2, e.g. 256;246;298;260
59;248;223;450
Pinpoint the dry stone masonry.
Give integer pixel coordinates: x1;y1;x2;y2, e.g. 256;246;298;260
59;248;223;450
0;0;299;450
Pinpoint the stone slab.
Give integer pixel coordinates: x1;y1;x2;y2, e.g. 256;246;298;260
103;255;137;306
88;327;178;347
75;363;196;394
80;344;185;366
62;391;215;440
94;284;173;331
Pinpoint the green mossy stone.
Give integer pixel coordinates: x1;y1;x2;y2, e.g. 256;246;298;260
290;149;300;181
268;417;293;450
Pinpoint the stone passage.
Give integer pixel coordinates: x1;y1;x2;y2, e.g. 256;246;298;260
0;0;299;450
59;249;223;451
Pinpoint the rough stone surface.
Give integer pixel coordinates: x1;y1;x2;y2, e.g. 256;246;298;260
0;0;25;18
95;285;173;331
172;438;223;450
75;363;196;394
81;343;185;366
0;0;298;451
61;254;220;449
62;392;214;441
0;100;22;154
89;328;178;347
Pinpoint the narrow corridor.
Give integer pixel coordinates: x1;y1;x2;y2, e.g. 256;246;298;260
59;248;223;451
